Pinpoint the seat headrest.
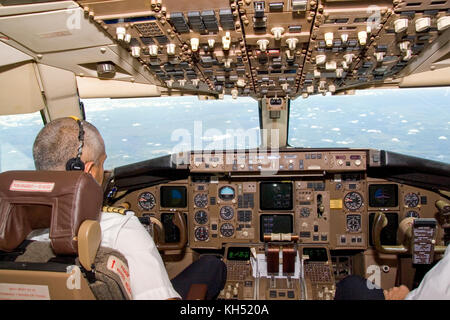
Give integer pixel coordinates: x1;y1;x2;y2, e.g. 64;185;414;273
0;171;103;255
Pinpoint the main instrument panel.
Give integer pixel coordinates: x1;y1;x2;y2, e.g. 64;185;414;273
115;149;446;250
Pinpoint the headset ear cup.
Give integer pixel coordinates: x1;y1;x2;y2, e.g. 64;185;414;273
66;157;85;171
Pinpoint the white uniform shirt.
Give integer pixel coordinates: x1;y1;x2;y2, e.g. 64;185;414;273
406;245;450;300
28;211;181;300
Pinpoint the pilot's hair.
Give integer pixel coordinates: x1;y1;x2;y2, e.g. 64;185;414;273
33;117;105;171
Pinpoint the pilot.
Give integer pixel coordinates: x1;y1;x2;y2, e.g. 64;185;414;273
334;245;450;300
30;117;227;300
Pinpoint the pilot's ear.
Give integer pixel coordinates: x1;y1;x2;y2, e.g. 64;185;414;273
83;161;95;176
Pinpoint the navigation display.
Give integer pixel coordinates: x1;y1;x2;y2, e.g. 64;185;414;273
160;186;187;208
260;182;293;210
369;184;398;207
260;214;293;241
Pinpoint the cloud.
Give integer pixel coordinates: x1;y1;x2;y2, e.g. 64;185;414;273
391;138;400;142
132;123;141;127
321;139;333;143
367;129;381;133
349;120;359;124
408;129;420;135
438;136;447;140
331;128;340;132
359;113;367;117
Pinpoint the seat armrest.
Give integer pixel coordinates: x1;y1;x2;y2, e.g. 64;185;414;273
78;220;101;271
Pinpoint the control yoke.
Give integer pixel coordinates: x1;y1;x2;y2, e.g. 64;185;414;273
372;211;446;259
152;211;187;252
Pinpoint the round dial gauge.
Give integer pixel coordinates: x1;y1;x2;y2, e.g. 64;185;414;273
300;207;310;218
406;210;420;218
220;206;234;220
194;226;209;241
194;210;208;225
219;186;235;201
346;214;362;232
344;192;363;211
220;223;235;237
137;192;156;210
404;193;419;208
194;193;208;208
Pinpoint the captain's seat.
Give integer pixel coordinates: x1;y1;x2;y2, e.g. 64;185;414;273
0;171;132;300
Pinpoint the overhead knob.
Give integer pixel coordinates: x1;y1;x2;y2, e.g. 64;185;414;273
314;69;321;78
166;43;176;55
231;88;238;99
415;17;431;32
222;31;231;50
271;27;285;40
257;39;269;52
343;53;354;64
315;54;326;65
328;84;336;93
148;44;158;57
374;52;385;62
341;61;348;70
116;27;126;41
286;38;298;50
324;32;333;47
190;38;199;52
358;31;367;46
437;16;450;31
131;46;141;57
394;18;409;33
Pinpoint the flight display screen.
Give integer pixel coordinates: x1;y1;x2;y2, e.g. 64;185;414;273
227;247;251;261
369;184;398;207
303;248;328;262
260;214;293;241
160;186;187;208
260;182;293;210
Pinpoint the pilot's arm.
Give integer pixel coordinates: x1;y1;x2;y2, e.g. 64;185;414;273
99;212;181;300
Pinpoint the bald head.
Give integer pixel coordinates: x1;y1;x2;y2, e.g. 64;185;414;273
33;117;105;171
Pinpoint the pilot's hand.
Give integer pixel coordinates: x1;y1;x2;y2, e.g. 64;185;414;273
383;285;410;300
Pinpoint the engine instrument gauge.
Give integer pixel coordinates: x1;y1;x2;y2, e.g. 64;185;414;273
220;223;235;237
194;193;208;208
406;210;420;218
404;193;419;208
219;186;235;201
194;210;208;225
137;192;156;210
300;207;310;218
220;206;234;220
346;214;362;232
194;226;209;241
344;192;363;211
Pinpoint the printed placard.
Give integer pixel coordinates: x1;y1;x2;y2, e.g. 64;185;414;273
0;283;50;300
9;180;55;193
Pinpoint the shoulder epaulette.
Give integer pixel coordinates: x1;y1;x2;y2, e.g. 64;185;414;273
102;206;132;215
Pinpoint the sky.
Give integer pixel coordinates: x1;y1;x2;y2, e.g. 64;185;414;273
0;87;448;171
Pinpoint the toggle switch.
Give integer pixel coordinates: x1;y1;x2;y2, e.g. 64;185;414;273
403;49;412;61
124;34;131;43
325;61;336;71
336;68;343;78
231;88;238;99
340;33;348;44
314;69;321;78
341;61;348;70
394;18;409;33
324;32;333;47
224;58;232;68
399;41;410;52
328;84;336;93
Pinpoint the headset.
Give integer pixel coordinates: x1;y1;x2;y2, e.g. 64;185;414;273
65;116;86;171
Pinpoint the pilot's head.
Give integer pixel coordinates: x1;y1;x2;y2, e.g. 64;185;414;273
33;117;107;185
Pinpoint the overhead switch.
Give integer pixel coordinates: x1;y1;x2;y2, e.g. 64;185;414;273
358;31;367;46
394;18;409;33
415;17;431;32
324;32;333;47
437;16;450;31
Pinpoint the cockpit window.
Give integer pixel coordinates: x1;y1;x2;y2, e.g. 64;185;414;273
82;96;260;169
288;87;450;163
0;112;43;172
